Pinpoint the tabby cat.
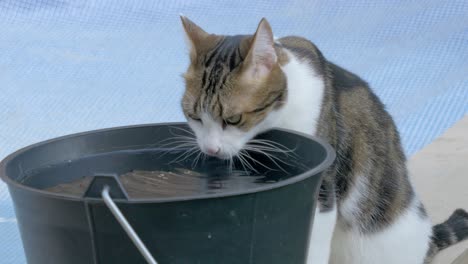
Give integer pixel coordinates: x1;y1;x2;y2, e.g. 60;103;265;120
179;16;468;264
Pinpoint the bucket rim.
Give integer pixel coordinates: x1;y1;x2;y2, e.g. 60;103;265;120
0;122;336;203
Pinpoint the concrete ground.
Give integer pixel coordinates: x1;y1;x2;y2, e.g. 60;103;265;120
410;115;468;264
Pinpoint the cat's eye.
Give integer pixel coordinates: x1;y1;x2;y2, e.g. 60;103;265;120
225;114;242;126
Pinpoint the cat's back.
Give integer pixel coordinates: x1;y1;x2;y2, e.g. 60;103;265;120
278;36;319;53
279;35;391;123
278;36;369;89
277;36;325;75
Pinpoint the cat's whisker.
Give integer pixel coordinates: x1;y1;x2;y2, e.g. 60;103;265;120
168;147;196;163
251;147;295;166
245;144;297;157
155;134;197;146
168;125;195;136
248;138;292;149
243;147;292;174
244;144;295;160
228;155;234;174
246;140;300;167
241;149;277;171
156;135;196;146
191;150;203;168
156;144;198;161
114;135;195;151
249;139;298;154
158;142;198;156
238;150;259;173
168;132;195;142
158;139;197;147
234;150;250;173
169;146;199;164
169;151;198;165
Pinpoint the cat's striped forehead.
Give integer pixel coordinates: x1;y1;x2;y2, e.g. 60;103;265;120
198;35;249;94
203;35;248;71
184;35;251;116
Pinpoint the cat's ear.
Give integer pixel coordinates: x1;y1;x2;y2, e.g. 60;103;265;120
243;18;277;80
180;15;209;59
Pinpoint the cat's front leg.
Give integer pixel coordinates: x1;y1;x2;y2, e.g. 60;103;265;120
306;206;337;264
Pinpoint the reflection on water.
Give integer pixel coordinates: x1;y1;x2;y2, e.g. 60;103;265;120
44;167;279;198
25;148;303;199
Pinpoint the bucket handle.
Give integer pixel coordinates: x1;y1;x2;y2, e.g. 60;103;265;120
84;174;158;264
101;186;158;264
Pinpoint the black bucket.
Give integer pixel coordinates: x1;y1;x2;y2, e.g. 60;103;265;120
0;123;335;264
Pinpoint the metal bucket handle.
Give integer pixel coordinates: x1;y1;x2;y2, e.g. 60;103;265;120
84;174;158;264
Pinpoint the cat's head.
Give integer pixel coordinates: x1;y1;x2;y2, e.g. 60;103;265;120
180;17;287;159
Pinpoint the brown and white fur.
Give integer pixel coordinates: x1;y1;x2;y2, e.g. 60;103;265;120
179;16;468;264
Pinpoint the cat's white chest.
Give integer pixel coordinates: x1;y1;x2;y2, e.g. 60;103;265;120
330;200;432;264
277;51;325;136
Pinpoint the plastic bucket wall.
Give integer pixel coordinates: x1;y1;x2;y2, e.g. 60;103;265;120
0;123;335;264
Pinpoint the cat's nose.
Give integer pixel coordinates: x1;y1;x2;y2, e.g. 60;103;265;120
206;147;220;156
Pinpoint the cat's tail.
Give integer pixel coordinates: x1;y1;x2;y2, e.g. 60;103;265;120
428;209;468;257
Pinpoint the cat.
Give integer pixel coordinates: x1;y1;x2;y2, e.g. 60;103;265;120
179;16;468;264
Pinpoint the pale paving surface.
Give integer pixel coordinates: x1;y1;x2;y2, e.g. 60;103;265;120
453;248;468;264
410;115;468;264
